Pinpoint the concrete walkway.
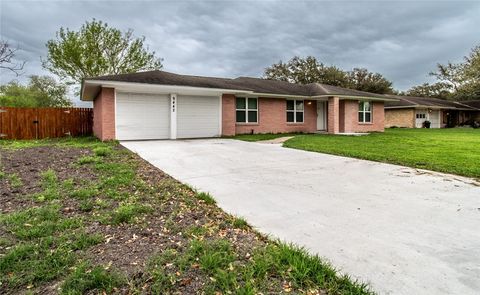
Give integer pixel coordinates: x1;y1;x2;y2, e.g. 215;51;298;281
122;139;480;295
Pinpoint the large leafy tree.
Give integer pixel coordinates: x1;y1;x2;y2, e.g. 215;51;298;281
346;68;393;94
263;56;348;86
404;82;451;99
0;75;72;107
263;56;393;94
43;19;163;84
408;44;480;100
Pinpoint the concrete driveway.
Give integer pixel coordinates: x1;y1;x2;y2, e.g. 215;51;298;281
122;139;480;295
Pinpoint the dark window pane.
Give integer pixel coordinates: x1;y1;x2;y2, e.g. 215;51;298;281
365;112;371;122
286;100;294;110
236;97;246;109
236;110;246;122
359;112;364;122
296;100;304;111
248;98;257;109
296;112;304;123
248;111;257;122
359;101;364;111
287;111;294;122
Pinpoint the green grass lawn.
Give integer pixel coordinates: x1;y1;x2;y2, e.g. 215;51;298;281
282;128;480;179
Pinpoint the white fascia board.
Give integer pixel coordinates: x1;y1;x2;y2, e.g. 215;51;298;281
311;95;400;102
82;80;253;100
249;92;312;99
415;105;473;111
384;106;418;109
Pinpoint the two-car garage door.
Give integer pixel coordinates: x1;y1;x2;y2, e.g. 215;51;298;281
115;93;220;140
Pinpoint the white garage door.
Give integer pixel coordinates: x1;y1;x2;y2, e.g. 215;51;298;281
116;93;170;140
177;95;220;138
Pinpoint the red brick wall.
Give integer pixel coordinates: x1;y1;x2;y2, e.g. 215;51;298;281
92;87;116;141
327;97;340;134
231;97;317;135
342;100;384;133
221;94;236;136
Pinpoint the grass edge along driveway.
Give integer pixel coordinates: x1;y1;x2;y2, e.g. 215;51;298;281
0;137;372;295
232;128;480;179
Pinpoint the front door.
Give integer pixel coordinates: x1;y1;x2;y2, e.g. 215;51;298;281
317;101;326;130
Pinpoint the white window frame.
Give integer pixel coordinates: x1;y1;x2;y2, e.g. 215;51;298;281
286;99;304;123
358;101;372;123
236;97;258;123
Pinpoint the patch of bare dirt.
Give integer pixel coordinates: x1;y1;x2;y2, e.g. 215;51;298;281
0;147;95;213
1;144;271;294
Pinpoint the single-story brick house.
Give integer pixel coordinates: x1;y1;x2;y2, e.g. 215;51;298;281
384;95;480;128
81;70;397;141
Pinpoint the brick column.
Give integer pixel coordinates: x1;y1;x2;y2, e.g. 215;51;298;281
93;87;115;141
327;96;340;134
221;94;236;136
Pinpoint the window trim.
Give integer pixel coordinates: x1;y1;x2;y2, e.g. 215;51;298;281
286;99;304;123
236;97;258;124
358;101;372;123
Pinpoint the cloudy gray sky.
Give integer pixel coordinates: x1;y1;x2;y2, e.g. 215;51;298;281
1;0;479;105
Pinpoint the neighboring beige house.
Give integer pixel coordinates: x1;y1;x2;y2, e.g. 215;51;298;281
384;96;480;128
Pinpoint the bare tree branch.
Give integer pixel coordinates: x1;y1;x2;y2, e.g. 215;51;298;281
0;40;26;76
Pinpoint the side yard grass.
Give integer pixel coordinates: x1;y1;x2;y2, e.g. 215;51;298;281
0;137;371;294
283;128;480;179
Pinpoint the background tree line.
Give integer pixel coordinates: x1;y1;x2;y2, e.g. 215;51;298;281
263;45;480;101
0;18;478;107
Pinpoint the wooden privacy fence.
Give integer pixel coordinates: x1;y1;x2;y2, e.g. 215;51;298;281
0;107;93;140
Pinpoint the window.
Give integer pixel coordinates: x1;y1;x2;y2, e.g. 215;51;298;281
416;113;426;119
286;100;304;123
236;97;258;123
358;101;372;123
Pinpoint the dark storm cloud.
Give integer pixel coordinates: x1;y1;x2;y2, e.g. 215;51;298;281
1;0;479;105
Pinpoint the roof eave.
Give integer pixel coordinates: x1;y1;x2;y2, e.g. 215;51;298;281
311;94;399;102
81;79;254;101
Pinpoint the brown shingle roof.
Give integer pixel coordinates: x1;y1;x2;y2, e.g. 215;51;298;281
461;100;480;110
85;70;395;99
384;95;478;110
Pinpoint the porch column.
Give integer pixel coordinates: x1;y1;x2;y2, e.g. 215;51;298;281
327;96;340;134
